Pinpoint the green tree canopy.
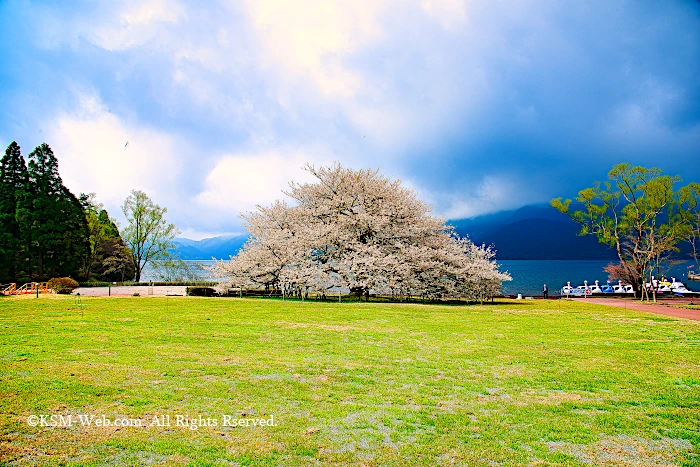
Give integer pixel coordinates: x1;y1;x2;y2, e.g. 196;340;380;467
677;182;700;269
79;193;135;282
16;143;90;279
552;163;688;300
0;142;29;281
121;189;179;282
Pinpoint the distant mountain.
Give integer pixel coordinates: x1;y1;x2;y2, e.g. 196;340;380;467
448;204;618;260
171;234;249;260
173;204;619;261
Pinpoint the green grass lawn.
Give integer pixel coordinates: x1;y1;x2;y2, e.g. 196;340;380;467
1;296;698;466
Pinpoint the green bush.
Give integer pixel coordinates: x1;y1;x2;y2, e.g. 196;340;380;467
47;277;79;294
76;280;219;288
187;286;218;297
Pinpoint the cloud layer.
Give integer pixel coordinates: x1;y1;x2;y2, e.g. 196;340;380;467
1;0;698;237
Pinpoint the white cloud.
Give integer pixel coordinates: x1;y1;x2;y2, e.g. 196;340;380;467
30;1;487;150
421;0;466;30
427;175;540;220
121;0;183;26
86;0;185;51
195;148;333;215
242;0;387;98
30;0;186;51
46;93;184;215
12;0;697;235
178;227;240;241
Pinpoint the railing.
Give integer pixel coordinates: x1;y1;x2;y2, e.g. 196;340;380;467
1;283;17;295
14;282;54;295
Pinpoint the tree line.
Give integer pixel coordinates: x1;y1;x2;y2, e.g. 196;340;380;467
552;163;700;300
0;141;178;284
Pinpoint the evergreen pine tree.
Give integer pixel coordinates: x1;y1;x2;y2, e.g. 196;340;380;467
19;143;90;279
0;142;29;282
61;190;91;278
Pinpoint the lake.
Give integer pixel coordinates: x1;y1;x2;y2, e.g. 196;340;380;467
500;259;700;296
141;259;700;297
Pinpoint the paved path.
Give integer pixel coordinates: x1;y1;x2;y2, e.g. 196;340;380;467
74;286;187;297
68;289;700;321
573;297;700;321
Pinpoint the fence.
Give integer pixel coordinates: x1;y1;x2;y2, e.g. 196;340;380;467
1;282;54;295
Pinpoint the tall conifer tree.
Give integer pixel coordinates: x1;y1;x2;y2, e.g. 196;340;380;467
18;143;89;278
0;142;29;281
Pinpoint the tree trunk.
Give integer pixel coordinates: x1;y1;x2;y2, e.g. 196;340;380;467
634;277;644;300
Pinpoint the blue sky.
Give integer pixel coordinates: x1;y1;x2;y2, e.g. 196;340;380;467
1;0;698;239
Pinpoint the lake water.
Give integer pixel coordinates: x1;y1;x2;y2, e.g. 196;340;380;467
500;259;700;296
141;259;700;296
140;260;220;283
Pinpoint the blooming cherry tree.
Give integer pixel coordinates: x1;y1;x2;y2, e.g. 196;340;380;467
216;163;510;301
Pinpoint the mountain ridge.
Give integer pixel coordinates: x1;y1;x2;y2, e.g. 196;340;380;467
171;234;249;260
170;204;618;260
449;204;617;260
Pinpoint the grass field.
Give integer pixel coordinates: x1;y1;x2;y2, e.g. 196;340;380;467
1;296;699;466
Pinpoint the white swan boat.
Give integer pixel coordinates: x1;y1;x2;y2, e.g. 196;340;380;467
669;277;693;295
612;281;634;294
562;280;635;296
560;282;574;295
657;277;672;293
560;281;591;296
569;280;594;296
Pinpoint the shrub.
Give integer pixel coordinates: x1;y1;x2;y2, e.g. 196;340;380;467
132;292;140;297
187;287;217;297
47;277;79;294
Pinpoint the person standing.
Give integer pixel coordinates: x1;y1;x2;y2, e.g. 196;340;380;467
542;284;548;299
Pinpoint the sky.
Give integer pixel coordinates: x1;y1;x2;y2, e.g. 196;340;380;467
1;0;698;240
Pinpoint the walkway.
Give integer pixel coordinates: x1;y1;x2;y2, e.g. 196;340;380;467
74;286;187;297
573;296;700;321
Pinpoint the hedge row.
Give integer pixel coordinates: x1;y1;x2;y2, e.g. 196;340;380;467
186;286;218;297
78;281;218;287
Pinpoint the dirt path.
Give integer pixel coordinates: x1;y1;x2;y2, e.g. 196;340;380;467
573;297;700;321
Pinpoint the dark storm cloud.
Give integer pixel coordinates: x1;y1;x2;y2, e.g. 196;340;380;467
0;0;697;235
